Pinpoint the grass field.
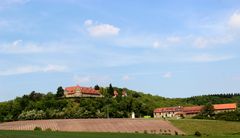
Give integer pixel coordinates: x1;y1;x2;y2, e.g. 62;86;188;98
170;119;240;136
0;130;240;138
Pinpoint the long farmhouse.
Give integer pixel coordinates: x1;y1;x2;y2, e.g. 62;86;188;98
154;103;237;118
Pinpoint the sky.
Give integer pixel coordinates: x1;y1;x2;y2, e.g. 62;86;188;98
1;0;240;101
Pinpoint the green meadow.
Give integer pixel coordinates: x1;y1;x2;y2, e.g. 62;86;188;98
0;130;240;138
170;119;240;136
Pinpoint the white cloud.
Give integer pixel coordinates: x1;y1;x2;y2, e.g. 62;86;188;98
74;76;91;83
0;40;73;54
194;37;208;48
152;36;181;49
167;36;181;43
153;41;163;48
84;20;120;37
190;54;233;62
84;19;93;26
0;64;67;76
228;11;240;29
162;72;173;78
122;75;132;81
193;35;233;49
73;75;110;84
12;39;23;46
0;41;43;54
0;0;29;9
88;24;120;37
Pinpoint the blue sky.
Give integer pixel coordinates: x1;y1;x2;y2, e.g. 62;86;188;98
1;0;240;101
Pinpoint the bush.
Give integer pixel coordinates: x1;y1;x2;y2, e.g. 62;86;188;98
194;131;202;137
34;127;42;131
45;128;52;131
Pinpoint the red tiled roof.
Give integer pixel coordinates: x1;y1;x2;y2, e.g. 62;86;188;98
154;106;182;113
65;85;100;95
213;103;237;110
154;103;237;114
183;106;204;114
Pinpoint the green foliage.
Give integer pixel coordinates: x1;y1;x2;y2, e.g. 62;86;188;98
193;103;215;119
194;131;201;137
107;84;114;97
185;94;240;106
45;128;52;131
34;127;42;131
94;85;100;90
56;86;64;98
18;110;46;120
214;110;240;121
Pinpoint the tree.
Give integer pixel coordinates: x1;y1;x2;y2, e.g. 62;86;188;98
56;86;64;98
94;85;100;90
108;84;114;97
202;103;215;118
29;91;44;101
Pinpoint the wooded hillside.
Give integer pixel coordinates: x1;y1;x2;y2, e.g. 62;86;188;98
0;85;239;122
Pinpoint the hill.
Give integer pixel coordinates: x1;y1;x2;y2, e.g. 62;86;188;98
0;85;239;122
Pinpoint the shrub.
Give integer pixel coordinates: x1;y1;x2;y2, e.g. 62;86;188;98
45;128;52;131
194;131;202;137
34;127;42;131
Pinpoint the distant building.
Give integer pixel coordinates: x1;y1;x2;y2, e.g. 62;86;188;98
113;90;127;98
213;103;237;113
154;103;237;118
154;106;183;118
64;85;102;98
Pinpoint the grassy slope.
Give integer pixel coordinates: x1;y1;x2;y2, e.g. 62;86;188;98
170;119;240;136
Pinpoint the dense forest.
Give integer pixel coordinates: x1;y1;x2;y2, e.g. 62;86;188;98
0;84;240;122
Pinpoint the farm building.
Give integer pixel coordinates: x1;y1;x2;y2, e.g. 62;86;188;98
64;85;102;98
153;106;183;118
213;103;237;113
154;103;237;118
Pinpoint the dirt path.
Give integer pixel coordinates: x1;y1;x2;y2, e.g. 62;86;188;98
0;119;184;135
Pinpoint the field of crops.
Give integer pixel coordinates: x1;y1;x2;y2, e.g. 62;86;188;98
0;119;183;135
